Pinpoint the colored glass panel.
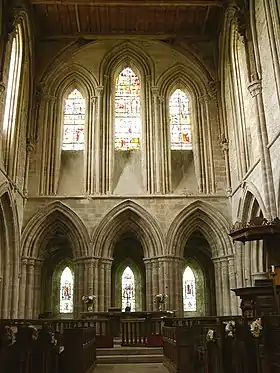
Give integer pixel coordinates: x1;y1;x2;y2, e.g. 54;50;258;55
183;266;196;311
122;266;136;311
115;67;141;151
62;89;85;150
169;89;192;150
60;267;74;313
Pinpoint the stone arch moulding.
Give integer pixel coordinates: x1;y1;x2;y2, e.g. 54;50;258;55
237;181;267;222
21;201;90;259
167;200;233;259
91;200;164;259
0;181;20;265
40;64;97;98
99;41;155;85
157;63;208;99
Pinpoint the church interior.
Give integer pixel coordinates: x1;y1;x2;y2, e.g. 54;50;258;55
0;0;280;372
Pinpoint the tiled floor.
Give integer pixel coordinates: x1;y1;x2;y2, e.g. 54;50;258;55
94;363;169;373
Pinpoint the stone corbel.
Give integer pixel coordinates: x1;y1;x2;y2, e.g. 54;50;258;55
0;82;5;103
248;79;262;98
96;86;104;97
207;80;218;104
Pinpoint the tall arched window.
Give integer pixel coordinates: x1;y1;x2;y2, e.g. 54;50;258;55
3;25;23;135
169;89;192;150
62;89;85;150
183;266;196;311
122;266;136;311
60;267;74;313
115;67;141;151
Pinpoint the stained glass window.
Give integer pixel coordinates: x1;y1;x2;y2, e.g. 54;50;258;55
62;89;85;150
183;266;196;311
60;267;74;313
115;67;141;151
122;266;136;311
3;26;23;133
169;89;192;150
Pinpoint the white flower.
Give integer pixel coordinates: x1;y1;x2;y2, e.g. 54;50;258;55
224;320;235;338
250;318;263;338
206;329;215;342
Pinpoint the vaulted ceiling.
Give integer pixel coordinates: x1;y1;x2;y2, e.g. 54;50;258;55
29;0;224;40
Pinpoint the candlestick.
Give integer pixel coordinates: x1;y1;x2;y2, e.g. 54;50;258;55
271;265;275;273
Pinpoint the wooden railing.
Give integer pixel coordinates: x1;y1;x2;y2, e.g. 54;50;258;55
163;316;280;373
0;318;113;348
62;327;96;373
121;317;163;346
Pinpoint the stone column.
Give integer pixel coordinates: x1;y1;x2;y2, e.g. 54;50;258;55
151;259;159;310
213;258;222;315
33;260;42;319
74;259;85;317
98;260;105;311
151;86;162;193
18;259;28;319
102;259;112;311
0;82;5;167
95;86;103;194
220;137;232;195
23;140;35;202
228;255;239;314
26;259;35;319
86;96;97;194
220;257;231;315
93;259;99;310
144;259;153;311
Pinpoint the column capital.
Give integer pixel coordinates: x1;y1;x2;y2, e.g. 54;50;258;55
248;79;262;97
96;86;104;96
220;135;229;152
90;96;97;104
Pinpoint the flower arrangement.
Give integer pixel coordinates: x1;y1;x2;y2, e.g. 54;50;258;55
154;293;168;311
250;318;263;338
206;329;215;342
28;325;39;340
82;295;96;303
1;326;16;347
82;295;96;312
224;320;236;338
154;294;168;303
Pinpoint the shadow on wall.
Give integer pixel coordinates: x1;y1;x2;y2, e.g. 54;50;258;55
113;151;145;194
57;150;84;195
171;150;198;194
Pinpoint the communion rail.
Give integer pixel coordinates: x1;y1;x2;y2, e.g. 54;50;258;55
162;315;280;373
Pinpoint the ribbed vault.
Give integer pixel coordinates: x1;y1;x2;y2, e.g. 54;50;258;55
21;201;90;259
167;200;233;258
92;200;164;258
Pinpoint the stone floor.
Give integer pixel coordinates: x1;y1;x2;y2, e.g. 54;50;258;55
94;363;169;373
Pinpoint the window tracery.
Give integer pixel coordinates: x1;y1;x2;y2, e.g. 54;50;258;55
62;89;85;150
60;267;74;313
115;67;141;151
169;89;192;150
122;266;136;311
183;266;196;311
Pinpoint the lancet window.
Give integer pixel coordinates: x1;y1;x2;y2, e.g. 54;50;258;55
60;267;74;313
183;266;196;311
122;266;136;311
115;67;141;151
62;89;85;150
169;89;192;150
3;25;23;134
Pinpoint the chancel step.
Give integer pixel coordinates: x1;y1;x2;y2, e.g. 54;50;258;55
97;347;163;364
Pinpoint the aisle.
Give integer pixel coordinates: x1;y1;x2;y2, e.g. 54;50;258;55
94;363;169;373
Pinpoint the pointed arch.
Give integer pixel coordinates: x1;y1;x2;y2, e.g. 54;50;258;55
237;182;266;221
167;200;233;258
92;200;164;258
0;183;20;317
41;63;97;97
21;201;90;259
100;41;154;84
